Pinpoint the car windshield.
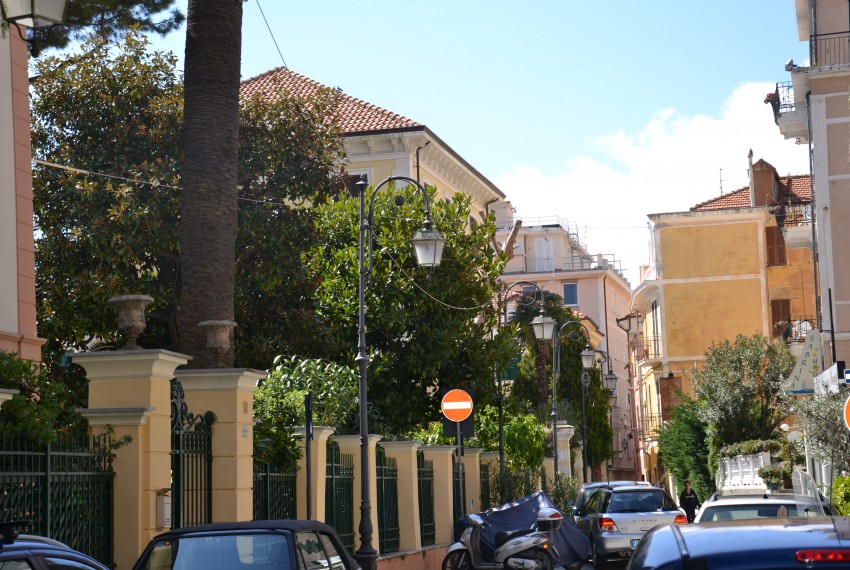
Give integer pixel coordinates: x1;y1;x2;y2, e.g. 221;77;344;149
608;490;674;513
138;533;292;570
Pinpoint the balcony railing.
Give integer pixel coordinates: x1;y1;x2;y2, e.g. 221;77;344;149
641;413;661;441
773;317;815;343
811;31;850;67
635;335;662;363
767;82;795;125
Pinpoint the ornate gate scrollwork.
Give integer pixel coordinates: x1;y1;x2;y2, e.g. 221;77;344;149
171;378;215;528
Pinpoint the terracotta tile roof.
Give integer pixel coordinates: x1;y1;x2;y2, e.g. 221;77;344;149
240;67;422;135
690;174;811;211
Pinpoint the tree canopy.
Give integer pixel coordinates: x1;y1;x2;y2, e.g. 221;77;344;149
31;32;344;374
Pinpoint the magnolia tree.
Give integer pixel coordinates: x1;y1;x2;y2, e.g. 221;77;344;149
791;391;850;473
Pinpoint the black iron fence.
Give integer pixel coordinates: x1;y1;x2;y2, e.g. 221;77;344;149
0;432;114;566
417;452;435;547
452;456;467;523
479;463;491;511
325;441;354;553
253;462;297;520
375;447;399;554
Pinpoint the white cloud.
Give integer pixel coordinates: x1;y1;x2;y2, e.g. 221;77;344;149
495;81;810;286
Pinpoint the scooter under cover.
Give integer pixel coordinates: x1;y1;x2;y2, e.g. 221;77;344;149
453;490;590;568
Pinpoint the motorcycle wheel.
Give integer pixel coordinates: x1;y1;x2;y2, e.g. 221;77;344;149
442;550;469;570
511;547;554;570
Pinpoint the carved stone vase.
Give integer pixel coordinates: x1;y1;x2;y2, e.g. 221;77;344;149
108;294;154;349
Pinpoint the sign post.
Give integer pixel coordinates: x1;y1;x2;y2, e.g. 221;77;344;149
442;389;473;518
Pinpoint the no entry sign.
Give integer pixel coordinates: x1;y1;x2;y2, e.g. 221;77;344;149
844;395;850;431
441;389;473;423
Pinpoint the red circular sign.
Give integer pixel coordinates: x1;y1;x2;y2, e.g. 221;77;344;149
441;389;473;423
844;395;850;431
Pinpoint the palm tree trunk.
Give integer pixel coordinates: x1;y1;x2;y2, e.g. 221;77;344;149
177;0;242;367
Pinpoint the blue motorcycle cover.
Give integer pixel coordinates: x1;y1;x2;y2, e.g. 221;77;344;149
454;490;590;568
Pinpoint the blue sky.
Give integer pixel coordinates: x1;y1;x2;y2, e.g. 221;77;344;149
150;0;812;284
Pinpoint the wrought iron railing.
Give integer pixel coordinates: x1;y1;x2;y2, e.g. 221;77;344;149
767;82;796;124
479;463;491;511
171;378;214;528
811;31;850;66
774;317;816;343
0;432;114;566
417;452;435;546
641;413;662;440
635;336;662;362
375;447;399;554
253;462;296;520
325;441;355;553
452;455;467;525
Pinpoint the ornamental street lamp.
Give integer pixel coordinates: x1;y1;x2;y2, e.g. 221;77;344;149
355;175;442;570
494;281;543;479
533;316;594;480
594;350;619;408
1;0;69;56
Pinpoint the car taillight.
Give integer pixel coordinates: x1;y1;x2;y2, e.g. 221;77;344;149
796;550;850;563
674;515;687;525
598;517;618;532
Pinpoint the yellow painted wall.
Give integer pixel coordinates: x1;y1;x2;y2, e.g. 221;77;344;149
659;223;761;279
664;280;763;357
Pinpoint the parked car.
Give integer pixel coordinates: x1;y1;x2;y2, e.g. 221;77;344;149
572;480;653;517
132;520;359;570
626;517;850;570
573;485;685;569
0;520;111;570
694;490;826;523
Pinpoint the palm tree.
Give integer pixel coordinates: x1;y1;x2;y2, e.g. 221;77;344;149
177;0;243;367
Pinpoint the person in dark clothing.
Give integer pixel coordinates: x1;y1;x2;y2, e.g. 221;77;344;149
679;480;701;523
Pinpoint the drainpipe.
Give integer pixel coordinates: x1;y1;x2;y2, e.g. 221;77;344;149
806;90;821;331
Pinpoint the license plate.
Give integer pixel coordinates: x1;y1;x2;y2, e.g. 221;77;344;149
630;539;640;549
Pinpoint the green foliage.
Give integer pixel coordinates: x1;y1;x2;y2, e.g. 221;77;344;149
789;390;850;473
408;422;455;446
309;185;506;433
830;476;850;516
757;465;790;489
719;439;783;457
546;473;580;511
31;31;345;373
691;333;794;462
504;413;546;471
0;351;87;443
657;398;714;502
37;1;185;50
254;356;359;431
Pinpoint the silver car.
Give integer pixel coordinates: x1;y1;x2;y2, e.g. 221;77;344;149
574;485;686;569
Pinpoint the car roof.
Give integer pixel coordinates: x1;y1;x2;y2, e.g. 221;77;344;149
634;518;850;569
150;519;340;541
581;480;651;489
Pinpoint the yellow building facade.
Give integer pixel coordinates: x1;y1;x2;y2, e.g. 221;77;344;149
630;158;815;485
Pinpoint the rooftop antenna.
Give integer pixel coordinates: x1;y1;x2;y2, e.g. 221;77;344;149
719;168;724;195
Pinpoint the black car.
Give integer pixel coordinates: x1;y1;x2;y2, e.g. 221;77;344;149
132;519;359;570
627;517;850;570
0;520;111;570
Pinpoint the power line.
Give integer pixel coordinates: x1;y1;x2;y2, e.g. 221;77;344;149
255;0;287;69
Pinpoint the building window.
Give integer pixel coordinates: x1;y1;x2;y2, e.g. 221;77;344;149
771;299;791;338
766;226;787;266
343;170;372;197
562;282;578;305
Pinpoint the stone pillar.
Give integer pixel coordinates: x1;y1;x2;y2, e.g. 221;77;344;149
0;388;18;407
335;434;382;551
73;349;189;570
543;457;554;487
174;368;264;523
380;441;422;551
293;426;335;521
461;448;481;514
421;446;455;545
556;423;576;479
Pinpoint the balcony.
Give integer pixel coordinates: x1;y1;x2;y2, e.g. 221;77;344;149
640;413;662;442
811;31;850;67
505;252;627;281
773;317;815;344
635;335;662;366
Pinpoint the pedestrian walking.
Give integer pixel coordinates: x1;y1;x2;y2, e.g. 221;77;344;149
679;480;700;523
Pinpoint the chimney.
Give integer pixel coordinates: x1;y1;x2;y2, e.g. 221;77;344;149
748;149;755;207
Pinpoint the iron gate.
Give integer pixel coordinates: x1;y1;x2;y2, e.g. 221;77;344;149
170;378;215;528
375;447;399;554
325;441;354;553
416;452;435;546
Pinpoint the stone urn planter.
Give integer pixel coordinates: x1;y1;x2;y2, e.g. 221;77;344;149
198;320;237;356
108;294;154;349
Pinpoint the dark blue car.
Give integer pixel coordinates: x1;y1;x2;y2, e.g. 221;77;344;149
627;517;850;570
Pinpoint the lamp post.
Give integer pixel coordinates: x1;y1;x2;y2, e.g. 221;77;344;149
494;281;543;479
355;175;443;570
1;0;70;56
594;350;619;408
532;317;594;480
